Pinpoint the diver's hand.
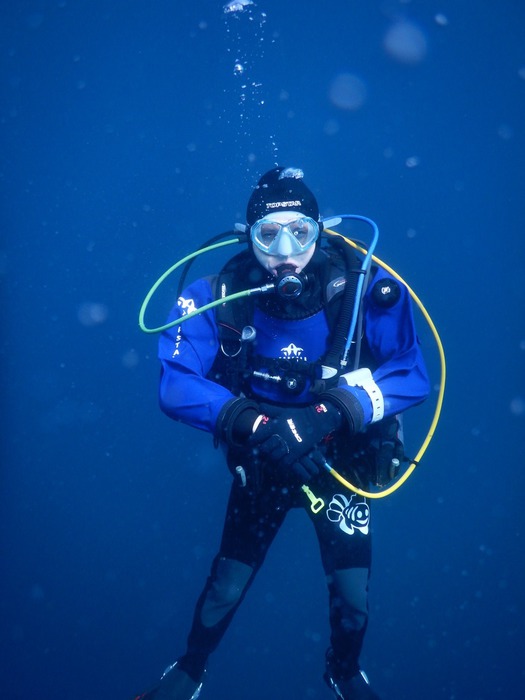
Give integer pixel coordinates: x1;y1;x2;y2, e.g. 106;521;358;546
248;402;342;466
289;450;326;483
216;398;262;448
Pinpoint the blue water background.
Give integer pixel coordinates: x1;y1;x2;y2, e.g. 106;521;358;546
1;1;524;698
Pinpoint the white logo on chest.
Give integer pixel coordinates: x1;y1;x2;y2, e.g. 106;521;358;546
281;343;304;358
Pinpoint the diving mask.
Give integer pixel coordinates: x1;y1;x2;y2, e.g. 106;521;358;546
250;214;320;257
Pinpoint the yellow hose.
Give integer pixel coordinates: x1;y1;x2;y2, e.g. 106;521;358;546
323;230;446;499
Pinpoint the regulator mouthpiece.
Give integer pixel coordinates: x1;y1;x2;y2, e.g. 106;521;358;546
275;265;306;299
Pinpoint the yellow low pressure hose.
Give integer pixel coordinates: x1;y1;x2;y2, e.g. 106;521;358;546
323;230;446;498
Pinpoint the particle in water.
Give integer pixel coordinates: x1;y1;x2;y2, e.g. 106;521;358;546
405;156;420;168
233;62;244;75
328;73;367;111
122;348;140;369
77;302;109;327
510;397;525;416
384;20;428;65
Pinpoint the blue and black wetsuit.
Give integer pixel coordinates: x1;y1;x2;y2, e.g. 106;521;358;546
157;247;429;683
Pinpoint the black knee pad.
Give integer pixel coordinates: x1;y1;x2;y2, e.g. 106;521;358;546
201;557;253;627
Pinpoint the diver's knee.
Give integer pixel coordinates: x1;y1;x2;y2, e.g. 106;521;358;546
210;559;252;607
201;557;253;627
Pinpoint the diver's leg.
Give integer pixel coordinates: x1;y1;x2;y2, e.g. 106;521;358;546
306;482;379;698
324;567;371;680
177;555;255;681
180;478;289;679
134;480;288;699
180;477;289;671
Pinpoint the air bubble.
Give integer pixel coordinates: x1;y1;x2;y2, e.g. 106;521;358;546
223;0;254;14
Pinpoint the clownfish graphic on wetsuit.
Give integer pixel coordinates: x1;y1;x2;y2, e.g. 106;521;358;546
327;493;370;535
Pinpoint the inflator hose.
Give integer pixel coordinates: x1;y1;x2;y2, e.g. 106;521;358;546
322;236;362;373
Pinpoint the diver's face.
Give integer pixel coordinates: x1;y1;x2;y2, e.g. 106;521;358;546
251;211;317;275
252;243;316;275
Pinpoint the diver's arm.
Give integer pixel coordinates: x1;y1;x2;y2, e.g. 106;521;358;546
158;278;236;433
368;271;430;415
329;271;430;426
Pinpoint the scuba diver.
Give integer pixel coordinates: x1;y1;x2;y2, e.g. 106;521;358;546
134;167;430;700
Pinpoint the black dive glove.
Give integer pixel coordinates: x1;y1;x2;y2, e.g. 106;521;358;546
248;401;343;467
289;450;327;483
215;398;262;448
215;398;264;490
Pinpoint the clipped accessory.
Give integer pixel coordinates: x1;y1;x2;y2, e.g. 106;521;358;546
366;416;404;487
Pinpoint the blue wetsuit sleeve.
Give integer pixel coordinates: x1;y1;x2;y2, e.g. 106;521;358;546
339;270;430;424
157;278;236;433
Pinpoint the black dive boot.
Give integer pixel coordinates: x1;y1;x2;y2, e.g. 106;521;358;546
133;661;205;700
324;649;380;700
324;668;381;700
